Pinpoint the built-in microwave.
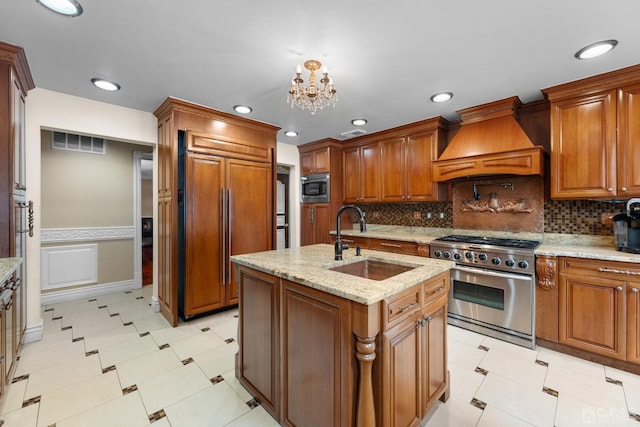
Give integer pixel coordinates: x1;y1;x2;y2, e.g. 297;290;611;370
301;173;330;203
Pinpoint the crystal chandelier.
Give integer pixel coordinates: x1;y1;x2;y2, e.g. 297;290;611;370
287;60;337;114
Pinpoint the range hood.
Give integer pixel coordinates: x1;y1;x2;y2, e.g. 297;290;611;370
432;96;545;182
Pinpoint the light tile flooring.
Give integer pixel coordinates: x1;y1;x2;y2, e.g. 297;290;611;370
1;286;639;426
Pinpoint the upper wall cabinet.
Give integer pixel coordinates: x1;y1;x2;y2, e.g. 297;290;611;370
343;117;448;204
300;146;330;176
544;64;640;199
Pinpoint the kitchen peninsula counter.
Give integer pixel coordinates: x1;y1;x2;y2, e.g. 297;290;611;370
231;244;454;427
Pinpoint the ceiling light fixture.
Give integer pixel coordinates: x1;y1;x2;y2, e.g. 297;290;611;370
284;131;298;137
36;0;83;16
233;105;252;114
351;119;367;126
430;92;453;103
575;40;618;60
287;59;337;114
91;78;121;91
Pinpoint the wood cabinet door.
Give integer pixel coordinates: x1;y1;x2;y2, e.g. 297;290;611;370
559;272;626;360
11;71;26;195
361;142;381;202
300;151;314;176
618;83;640;197
237;267;280;419
342;146;362;202
227;159;273;305
185;154;225;316
300;204;314;246
380;137;406;202
406;131;441;202
280;280;352;427
550;90;617;198
381;314;422;427
628;283;640;364
313;203;331;244
422;304;448;411
313;147;331;173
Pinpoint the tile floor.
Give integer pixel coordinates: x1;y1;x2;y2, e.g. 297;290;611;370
0;286;639;426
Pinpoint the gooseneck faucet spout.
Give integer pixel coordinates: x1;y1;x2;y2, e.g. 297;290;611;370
335;204;367;260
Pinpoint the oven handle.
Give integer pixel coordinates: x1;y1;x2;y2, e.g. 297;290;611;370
452;265;532;281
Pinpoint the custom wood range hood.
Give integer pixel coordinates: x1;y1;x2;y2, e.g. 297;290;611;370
432;96;545;181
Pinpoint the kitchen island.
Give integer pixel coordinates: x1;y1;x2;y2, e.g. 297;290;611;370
231;244;454;427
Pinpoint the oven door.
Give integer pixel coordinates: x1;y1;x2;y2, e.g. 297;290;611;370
448;265;533;336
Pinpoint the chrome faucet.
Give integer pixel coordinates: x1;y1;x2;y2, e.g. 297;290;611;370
335;204;367;260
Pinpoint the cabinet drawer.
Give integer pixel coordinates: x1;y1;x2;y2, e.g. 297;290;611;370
384;287;422;328
424;274;448;306
561;257;640;279
368;238;418;255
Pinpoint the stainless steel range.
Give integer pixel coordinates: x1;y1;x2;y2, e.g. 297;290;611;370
430;235;540;349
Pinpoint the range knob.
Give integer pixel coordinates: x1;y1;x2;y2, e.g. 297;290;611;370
453;253;462;261
478;253;488;261
518;260;529;269
443;251;451;259
433;250;442;258
505;259;515;267
491;257;501;265
465;252;473;260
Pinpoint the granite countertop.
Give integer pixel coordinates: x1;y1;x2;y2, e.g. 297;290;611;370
333;225;640;264
230;244;454;305
0;257;21;284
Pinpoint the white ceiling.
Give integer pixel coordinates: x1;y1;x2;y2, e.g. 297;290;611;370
2;0;639;145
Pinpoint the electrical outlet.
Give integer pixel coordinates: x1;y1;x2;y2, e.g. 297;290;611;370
439;212;445;219
413;211;422;220
426;212;432;219
601;212;617;225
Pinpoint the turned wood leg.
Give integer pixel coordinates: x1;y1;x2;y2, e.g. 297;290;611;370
355;335;376;427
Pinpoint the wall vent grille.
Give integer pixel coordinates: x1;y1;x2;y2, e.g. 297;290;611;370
51;131;106;154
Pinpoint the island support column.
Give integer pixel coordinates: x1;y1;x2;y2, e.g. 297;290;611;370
352;302;381;427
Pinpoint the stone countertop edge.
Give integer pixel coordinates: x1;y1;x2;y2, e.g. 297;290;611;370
332;225;640;264
230;244;454;306
0;257;21;284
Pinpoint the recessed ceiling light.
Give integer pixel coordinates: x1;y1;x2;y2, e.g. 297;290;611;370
233;105;252;114
284;131;298;137
430;92;453;103
574;40;618;60
36;0;83;16
351;119;367;126
91;78;120;91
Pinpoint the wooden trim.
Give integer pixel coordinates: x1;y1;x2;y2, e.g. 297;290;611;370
0;41;34;93
544;63;640;101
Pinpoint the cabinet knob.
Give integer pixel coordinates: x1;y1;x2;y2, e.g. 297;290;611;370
418;319;427;327
621;187;628;192
632;288;638;293
425;315;432;323
608;188;614;192
616;286;623;292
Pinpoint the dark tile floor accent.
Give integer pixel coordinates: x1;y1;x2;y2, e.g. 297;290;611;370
148;409;166;423
543;386;559;397
470;398;487;410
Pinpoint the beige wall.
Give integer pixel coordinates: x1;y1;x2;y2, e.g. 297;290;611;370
141;179;153;217
41;130;152;228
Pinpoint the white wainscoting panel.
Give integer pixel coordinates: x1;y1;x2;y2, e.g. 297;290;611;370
41;244;98;290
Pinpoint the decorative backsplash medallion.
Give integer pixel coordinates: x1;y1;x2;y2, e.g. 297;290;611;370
452;176;544;232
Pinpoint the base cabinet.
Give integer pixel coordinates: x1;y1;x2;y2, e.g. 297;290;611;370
236;264;449;427
558;257;640;363
300;204;331;245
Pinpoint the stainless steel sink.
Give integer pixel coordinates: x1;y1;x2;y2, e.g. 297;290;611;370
327;259;417;281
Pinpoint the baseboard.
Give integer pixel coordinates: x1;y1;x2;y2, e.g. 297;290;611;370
151;296;160;313
23;319;44;344
40;280;138;306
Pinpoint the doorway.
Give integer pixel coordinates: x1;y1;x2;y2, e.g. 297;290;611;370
276;165;291;249
136;152;153;286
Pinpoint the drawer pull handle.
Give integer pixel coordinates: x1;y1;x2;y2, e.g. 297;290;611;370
342;239;355;243
396;301;417;314
598;267;640;276
432;286;445;294
380;242;402;248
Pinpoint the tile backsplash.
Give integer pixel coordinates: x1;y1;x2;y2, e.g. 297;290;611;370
356;199;626;236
